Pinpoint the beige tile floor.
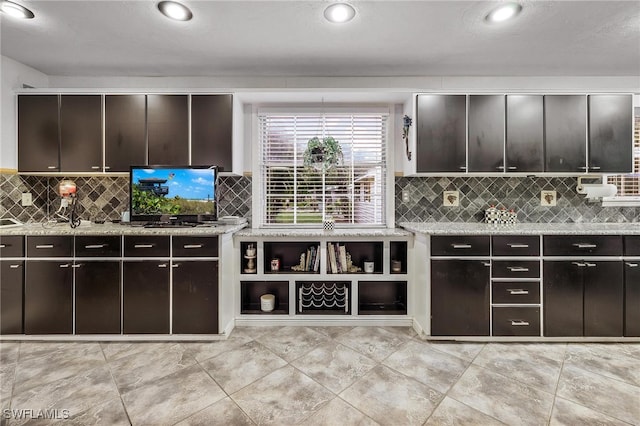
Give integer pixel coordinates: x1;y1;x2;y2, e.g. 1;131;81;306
1;326;639;425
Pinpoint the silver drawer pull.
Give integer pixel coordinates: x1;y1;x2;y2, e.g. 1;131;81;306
47;166;58;170
507;289;529;295
183;244;203;249
585;262;596;267
590;166;601;170
9;264;21;269
508;266;529;272
572;262;586;267
508;244;529;248
573;243;597;249
134;244;154;248
91;166;101;170
59;263;70;268
172;264;180;268
511;320;530;326
577;166;588;170
459;166;467;170
35;244;54;249
507;166;517;170
0;244;6;248
104;166;111;170
72;264;82;268
627;263;639;268
85;244;107;249
483;262;491;267
158;263;168;268
451;244;472;249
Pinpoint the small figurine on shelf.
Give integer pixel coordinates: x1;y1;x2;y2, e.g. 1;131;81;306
244;244;256;273
291;253;307;272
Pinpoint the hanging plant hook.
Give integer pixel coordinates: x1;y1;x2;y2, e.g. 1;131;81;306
402;114;413;161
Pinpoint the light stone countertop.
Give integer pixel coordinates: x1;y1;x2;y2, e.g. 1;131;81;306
399;222;640;235
0;222;247;236
235;227;412;238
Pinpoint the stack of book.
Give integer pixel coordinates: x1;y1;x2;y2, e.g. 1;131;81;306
327;242;349;274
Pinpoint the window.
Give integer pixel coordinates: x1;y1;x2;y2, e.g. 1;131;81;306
257;108;389;227
604;108;640;206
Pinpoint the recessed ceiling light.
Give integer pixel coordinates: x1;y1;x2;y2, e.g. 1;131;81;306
0;1;34;19
485;2;522;23
157;1;192;21
324;3;356;23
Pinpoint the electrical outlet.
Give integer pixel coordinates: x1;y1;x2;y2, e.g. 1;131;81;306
402;190;410;203
541;190;557;206
21;192;33;207
443;190;460;207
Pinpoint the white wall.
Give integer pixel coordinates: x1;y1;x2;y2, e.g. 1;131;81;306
1;56;49;169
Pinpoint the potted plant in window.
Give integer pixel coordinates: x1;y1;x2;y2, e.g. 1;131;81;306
303;136;343;173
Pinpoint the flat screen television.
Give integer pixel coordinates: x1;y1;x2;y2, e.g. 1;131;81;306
130;165;218;223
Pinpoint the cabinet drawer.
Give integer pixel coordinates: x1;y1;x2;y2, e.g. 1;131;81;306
124;236;169;257
492;307;541;336
431;236;490;256
544;235;622;256
492;236;540;256
0;236;24;257
26;236;73;257
172;236;218;257
75;236;121;257
492;260;540;278
492;282;540;304
625;236;640;256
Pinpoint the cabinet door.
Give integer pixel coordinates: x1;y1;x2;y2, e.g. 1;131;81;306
60;95;102;172
588;94;633;173
625;261;640;337
123;261;170;334
544;95;587;172
416;95;466;172
506;95;543;172
172;261;218;334
584;261;623;337
105;95;147;172
431;260;490;336
1;261;24;334
191;95;233;171
24;261;73;334
75;261;121;334
468;95;505;172
543;261;584;337
18;95;59;172
147;95;188;165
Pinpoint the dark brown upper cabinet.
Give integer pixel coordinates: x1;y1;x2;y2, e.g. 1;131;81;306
416;94;466;173
191;94;233;171
60;95;102;172
147;94;189;165
506;95;543;172
468;95;505;172
18;95;60;172
588;94;633;173
544;95;587;172
105;95;147;172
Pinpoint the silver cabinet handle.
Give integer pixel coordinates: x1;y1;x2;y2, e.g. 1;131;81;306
158;263;168;268
9;264;21;269
451;244;472;249
508;266;529;272
496;165;505;170
590;166;601;170
627;263;639;268
134;244;154;248
483;262;491;267
91;166;101;170
585;262;596;267
47;166;57;169
572;262;586;267
0;244;6;248
72;264;82;268
85;244;107;249
183;244;203;249
507;166;517;170
511;320;530;326
507;289;529;295
172;264;180;268
577;166;588;170
508;244;529;248
104;166;111;170
35;244;54;249
59;264;70;268
459;166;467;170
573;243;597;249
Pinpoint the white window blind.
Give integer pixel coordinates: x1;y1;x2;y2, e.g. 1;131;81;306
258;111;388;227
606;111;640;199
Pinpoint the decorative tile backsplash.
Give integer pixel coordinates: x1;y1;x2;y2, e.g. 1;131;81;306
0;173;252;224
2;173;638;225
395;176;639;223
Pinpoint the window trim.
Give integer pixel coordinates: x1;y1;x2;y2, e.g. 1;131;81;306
251;104;395;228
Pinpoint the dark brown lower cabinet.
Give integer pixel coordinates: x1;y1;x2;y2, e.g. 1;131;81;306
172;261;219;334
75;261;121;334
1;261;24;334
431;260;490;336
24;261;73;334
544;261;623;337
123;261;170;334
625;261;640;337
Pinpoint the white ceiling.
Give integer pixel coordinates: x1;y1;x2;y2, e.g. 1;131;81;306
1;0;639;78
